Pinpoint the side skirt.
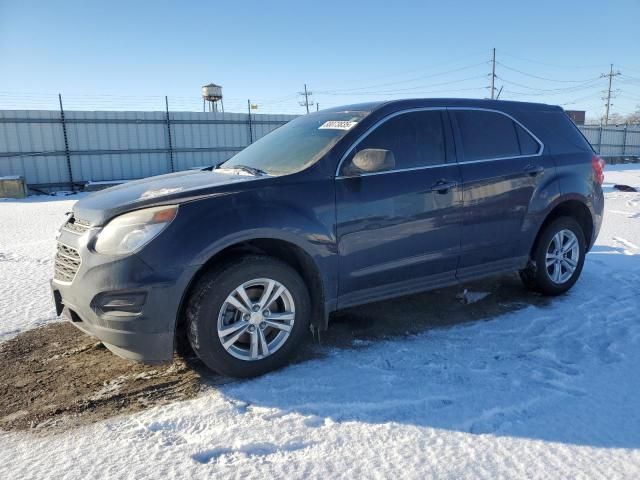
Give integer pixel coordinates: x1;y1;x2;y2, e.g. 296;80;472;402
334;255;528;312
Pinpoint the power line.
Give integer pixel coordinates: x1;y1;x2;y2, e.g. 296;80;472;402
2;53;639;118
496;62;601;83
496;77;602;95
317;61;489;94
497;50;605;69
561;92;606;106
321;86;488;97
618;93;640;102
315;50;489;91
319;75;487;96
614;65;640;76
619;75;640;86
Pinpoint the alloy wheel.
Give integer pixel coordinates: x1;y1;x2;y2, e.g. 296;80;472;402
217;278;295;361
545;229;580;284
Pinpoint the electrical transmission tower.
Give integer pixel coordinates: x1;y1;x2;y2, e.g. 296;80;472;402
299;84;314;113
601;64;621;125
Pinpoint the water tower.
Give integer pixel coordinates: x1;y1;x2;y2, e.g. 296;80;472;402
201;83;224;112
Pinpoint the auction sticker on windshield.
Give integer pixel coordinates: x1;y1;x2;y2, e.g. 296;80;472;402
318;120;359;130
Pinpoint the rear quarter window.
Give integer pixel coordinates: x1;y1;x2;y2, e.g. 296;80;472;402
530;111;594;154
515;123;540;155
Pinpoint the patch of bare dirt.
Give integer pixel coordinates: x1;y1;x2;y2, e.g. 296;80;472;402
0;273;547;434
0;323;206;432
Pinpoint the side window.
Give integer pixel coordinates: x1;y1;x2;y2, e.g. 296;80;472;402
515;123;540;155
344;110;446;174
455;110;520;161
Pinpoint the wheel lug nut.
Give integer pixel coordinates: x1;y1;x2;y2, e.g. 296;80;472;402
252;304;260;312
243;313;251;321
259;322;267;330
248;325;256;332
263;309;270;317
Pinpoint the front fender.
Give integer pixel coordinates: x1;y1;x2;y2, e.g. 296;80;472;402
137;178;338;312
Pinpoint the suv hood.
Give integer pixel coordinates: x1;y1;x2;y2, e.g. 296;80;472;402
73;169;266;225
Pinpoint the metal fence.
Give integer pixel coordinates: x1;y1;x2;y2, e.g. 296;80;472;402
578;124;640;157
1;108;638;190
0;109;296;189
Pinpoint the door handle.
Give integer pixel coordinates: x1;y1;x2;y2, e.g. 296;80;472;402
429;179;458;194
524;164;544;176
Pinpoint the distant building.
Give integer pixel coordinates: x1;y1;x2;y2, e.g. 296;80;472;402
565;110;586;125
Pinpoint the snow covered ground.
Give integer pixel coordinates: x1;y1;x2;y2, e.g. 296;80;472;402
0;194;86;341
1;167;639;479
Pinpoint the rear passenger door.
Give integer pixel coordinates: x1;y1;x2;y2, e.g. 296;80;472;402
450;108;553;279
335;109;462;307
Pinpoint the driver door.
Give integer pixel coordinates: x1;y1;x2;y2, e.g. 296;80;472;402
335;109;463;307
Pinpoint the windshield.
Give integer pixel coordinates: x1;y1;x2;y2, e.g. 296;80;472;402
219;111;369;176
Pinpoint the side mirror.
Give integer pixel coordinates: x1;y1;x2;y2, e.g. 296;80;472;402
349;148;396;175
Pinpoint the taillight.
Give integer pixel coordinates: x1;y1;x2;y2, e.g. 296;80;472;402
591;155;605;185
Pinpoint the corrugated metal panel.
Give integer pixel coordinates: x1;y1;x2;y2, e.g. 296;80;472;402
626;130;640;155
0;110;69;184
2;109;637;188
65;110;170;181
577;125;640;156
600;128;625;156
0;109;296;187
578;126;601;146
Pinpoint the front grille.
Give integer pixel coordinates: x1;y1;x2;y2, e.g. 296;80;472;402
54;243;82;283
63;217;91;235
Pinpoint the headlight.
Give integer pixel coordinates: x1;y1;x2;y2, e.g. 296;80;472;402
95;205;178;255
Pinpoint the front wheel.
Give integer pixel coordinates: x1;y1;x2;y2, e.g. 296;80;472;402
520;216;586;296
186;256;310;377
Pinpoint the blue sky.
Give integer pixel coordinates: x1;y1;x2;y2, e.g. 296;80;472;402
1;0;639;119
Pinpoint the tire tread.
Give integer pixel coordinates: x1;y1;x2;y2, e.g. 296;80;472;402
185;255;310;377
520;216;586;296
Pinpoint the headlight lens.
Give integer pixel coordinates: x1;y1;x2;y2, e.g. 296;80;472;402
95;205;178;255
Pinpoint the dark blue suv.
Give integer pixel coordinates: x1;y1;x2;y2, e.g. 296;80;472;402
52;99;604;377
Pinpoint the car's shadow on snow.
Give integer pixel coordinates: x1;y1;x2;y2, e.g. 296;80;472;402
211;256;640;449
304;273;551;353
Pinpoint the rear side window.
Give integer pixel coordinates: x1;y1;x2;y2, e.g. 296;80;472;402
454;110;538;161
347;110;446;171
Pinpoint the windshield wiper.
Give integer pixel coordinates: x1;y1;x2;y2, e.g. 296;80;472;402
229;165;268;176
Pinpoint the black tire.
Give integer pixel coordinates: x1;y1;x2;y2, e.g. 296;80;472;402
520;216;586;296
186;255;311;378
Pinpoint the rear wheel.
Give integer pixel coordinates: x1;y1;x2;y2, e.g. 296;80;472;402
186;256;310;377
520;216;586;296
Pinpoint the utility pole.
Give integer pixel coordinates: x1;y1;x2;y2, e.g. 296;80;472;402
316;103;319;112
58;93;74;190
601;63;621;125
299;84;314;113
490;48;497;100
247;99;253;144
165;96;174;172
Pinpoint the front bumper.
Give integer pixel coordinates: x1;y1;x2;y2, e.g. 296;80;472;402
51;226;198;363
